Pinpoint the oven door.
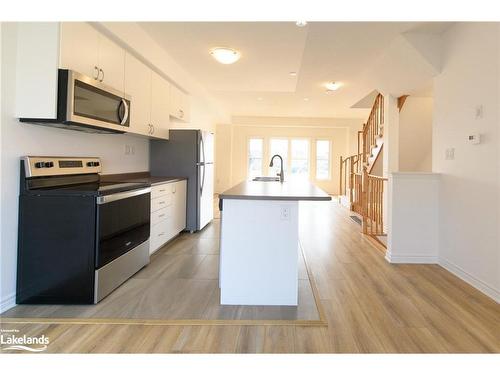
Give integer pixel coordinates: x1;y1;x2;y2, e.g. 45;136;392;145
95;188;151;269
63;70;131;133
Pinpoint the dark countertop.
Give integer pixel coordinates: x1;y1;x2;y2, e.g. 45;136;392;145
100;172;187;186
219;181;332;201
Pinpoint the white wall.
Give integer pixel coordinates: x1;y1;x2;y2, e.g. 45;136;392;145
433;22;499;302
399;97;433;172
387;172;440;263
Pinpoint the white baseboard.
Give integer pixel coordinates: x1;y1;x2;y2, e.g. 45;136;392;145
0;292;16;313
439;257;500;304
385;251;438;264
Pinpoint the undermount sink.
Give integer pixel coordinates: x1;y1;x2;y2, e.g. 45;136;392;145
252;176;281;182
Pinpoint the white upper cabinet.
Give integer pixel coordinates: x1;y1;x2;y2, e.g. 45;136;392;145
59;22;125;92
150;71;171;140
59;22;100;80
98;35;125;92
169;85;190;122
124;53;170;140
124;53;152;137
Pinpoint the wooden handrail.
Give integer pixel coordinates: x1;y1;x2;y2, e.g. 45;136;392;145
363;173;387;236
338;93;387;241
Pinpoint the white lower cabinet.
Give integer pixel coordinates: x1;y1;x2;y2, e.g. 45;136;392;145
149;180;187;255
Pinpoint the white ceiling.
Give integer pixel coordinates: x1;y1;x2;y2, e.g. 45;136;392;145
140;22;451;119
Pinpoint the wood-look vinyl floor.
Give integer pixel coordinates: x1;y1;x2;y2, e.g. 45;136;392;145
1;220;321;322
1;200;499;353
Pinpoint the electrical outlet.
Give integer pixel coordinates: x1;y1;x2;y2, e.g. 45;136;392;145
280;206;290;221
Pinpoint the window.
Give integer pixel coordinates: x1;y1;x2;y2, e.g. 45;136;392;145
316;140;331;180
290;139;310;180
248;138;263;178
269;138;288;176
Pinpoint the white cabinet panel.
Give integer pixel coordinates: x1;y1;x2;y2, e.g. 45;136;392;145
151;184;170;199
172;180;187;234
124;53;151;136
98;34;125;93
151;194;172;213
169;85;190;122
150;71;170;140
59;22;100;80
149;181;187;255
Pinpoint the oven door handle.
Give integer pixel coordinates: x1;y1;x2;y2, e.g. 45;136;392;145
96;187;151;205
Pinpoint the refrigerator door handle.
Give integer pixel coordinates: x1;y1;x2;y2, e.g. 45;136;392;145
200;132;206;165
200;164;206;197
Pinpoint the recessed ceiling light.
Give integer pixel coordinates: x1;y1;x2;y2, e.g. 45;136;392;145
289;71;297;76
303;97;309;101
210;47;241;64
325;82;342;91
296;21;307;27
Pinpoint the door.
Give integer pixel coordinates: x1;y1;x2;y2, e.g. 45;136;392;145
150;71;170;140
124;52;151;136
199;163;214;230
60;22;100;80
98;34;125;93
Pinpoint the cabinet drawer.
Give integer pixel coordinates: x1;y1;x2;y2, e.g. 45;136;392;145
150;221;169;253
151;184;171;199
151;195;172;212
151;206;172;226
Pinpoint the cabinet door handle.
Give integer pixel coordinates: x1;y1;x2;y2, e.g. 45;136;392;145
148;124;152;134
179;109;184;118
158;213;165;218
159;189;166;192
158;232;165;237
99;68;104;82
94;66;99;80
159;201;165;204
151;124;155;134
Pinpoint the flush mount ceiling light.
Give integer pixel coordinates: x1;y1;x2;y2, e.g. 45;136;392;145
210;47;241;64
325;82;342;91
289;71;297;76
296;21;308;27
303;97;310;101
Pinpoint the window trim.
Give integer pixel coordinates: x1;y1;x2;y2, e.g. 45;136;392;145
247;136;264;179
289;138;311;180
315;138;332;181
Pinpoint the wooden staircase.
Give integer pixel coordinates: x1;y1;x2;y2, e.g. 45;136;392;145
339;93;387;237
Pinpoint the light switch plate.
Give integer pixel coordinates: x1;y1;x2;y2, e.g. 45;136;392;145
445;148;455;160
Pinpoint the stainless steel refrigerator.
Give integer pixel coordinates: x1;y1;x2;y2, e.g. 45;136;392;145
150;129;214;232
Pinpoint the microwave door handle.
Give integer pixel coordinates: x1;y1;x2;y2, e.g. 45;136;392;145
119;99;129;125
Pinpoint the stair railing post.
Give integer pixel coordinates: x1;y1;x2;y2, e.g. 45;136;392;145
362;166;369;234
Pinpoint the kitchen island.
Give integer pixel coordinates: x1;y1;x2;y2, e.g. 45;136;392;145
218;180;331;306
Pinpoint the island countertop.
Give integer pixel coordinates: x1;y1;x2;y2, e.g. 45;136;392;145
219;180;332;201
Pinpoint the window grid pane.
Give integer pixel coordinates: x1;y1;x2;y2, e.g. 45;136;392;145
316;140;330;180
290;139;309;180
248;138;263;178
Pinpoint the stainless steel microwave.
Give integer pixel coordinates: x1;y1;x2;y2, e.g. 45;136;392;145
20;69;131;134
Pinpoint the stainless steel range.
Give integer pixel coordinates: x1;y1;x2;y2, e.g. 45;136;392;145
16;156;151;304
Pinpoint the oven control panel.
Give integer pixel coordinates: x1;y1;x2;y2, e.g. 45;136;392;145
23;156;102;178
